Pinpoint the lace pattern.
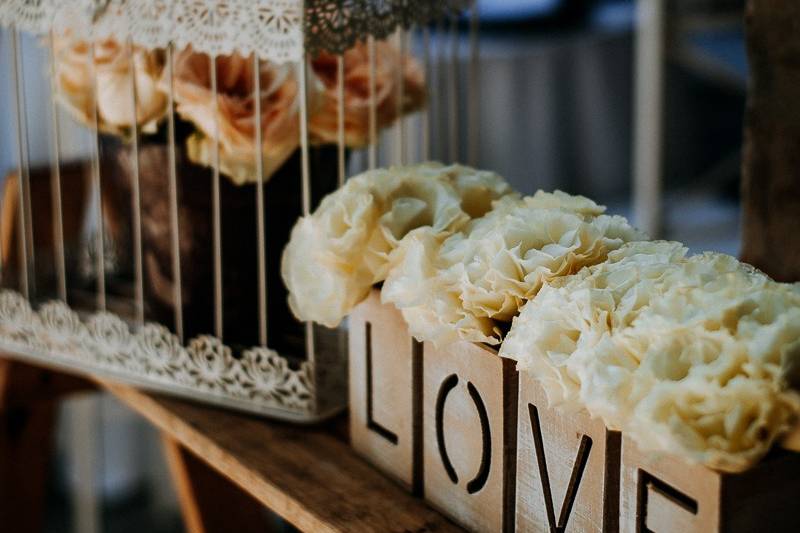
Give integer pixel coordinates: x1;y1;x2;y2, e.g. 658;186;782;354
0;290;345;421
0;0;471;62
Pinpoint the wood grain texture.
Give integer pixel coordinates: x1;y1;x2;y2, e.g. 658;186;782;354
740;0;800;281
620;434;800;532
349;290;421;492
422;341;517;533
516;372;620;533
163;436;270;533
99;379;461;533
621;434;721;532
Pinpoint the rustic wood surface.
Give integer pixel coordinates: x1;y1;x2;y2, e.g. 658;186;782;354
741;0;800;282
349;290;422;492
516;372;620;533
98;378;461;533
422;340;518;533
162;436;270;533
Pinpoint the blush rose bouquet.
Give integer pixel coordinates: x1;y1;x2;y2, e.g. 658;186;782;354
53;36;168;136
52;35;427;353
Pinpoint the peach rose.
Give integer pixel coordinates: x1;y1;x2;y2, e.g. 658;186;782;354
53;36;167;135
309;41;425;147
169;49;306;185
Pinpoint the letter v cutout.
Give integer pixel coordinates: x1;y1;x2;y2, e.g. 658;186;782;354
529;404;593;533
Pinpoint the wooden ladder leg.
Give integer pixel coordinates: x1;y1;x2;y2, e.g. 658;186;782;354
0;403;56;533
0;361;57;533
0;359;93;533
162;436;271;533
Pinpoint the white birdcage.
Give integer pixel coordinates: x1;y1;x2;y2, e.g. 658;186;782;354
0;0;479;422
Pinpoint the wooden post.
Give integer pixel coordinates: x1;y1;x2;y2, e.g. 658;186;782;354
0;359;91;533
348;290;422;492
741;0;800;281
0;380;56;532
422;341;518;533
632;0;666;238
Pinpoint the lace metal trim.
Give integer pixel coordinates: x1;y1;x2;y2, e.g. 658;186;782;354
0;290;346;421
0;0;470;62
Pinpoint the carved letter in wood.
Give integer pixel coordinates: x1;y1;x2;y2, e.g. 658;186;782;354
516;373;620;532
423;340;518;533
349;290;421;491
620;435;800;532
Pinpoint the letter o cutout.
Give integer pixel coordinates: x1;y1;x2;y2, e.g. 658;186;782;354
435;374;492;494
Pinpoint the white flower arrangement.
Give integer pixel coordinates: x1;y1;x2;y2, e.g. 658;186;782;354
500;241;800;472
382;192;646;346
282;164;800;472
280;163;513;328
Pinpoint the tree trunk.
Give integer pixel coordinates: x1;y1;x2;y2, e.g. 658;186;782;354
741;0;800;282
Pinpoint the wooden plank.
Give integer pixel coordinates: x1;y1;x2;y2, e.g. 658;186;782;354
163;436;270;533
349;290;421;492
422;341;517;533
740;0;800;281
99;379;461;533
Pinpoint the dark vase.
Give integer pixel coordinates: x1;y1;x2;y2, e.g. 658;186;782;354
104;135;340;358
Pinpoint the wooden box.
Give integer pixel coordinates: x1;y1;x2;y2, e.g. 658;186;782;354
348;291;422;491
620;435;800;533
516;372;621;533
348;292;800;531
422;340;518;532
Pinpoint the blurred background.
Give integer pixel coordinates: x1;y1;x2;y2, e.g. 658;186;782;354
0;0;746;531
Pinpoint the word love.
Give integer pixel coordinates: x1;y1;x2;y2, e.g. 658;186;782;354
349;291;800;533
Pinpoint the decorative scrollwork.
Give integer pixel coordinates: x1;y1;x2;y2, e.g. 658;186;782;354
0;290;342;420
0;0;470;62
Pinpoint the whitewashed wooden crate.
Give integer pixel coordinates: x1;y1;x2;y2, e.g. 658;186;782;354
348;289;800;532
348;290;422;492
516;372;620;532
422;339;518;532
620;435;800;533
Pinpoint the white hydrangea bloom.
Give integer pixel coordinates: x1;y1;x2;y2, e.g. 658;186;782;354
281;163;512;328
384;192;645;345
501;241;800;472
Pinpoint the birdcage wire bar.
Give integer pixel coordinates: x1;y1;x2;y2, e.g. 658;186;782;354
0;1;476;421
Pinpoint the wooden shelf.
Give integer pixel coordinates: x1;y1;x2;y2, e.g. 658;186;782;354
98;379;461;533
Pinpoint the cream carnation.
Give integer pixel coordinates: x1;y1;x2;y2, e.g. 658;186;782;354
281;163;512;327
519;189;606;217
53;36;167;135
501;242;800;472
500;241;692;406
385;192;645;346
